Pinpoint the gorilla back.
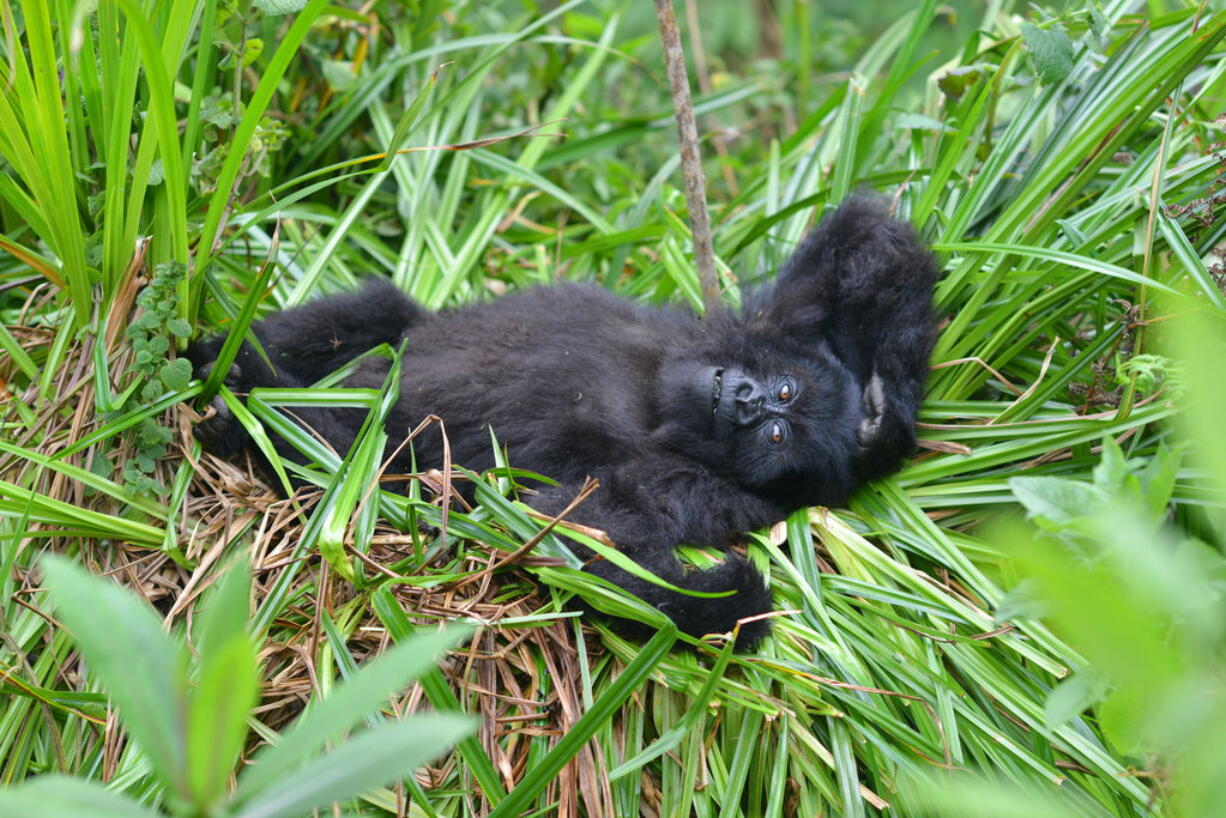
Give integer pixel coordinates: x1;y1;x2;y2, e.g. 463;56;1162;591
190;195;938;648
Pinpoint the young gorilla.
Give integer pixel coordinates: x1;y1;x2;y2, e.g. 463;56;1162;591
190;196;938;647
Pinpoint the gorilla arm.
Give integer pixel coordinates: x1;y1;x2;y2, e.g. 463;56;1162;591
528;457;779;647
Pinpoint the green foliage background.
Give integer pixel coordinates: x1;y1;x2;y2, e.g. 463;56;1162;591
0;0;1224;816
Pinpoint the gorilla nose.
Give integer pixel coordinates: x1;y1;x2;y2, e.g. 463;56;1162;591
733;391;764;424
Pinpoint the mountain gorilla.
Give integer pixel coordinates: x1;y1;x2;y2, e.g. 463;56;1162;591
189;195;938;647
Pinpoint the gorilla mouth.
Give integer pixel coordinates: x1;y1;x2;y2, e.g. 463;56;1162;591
711;368;724;414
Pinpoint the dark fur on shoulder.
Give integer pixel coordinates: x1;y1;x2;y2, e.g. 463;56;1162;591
188;195;938;648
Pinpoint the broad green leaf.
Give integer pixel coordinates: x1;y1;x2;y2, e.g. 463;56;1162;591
1043;672;1106;732
1021;23;1074;85
321;59;357;92
1010;525;1183;688
0;776;162;818
1092;436;1137;494
1008;476;1103;526
159;357;192;391
195;558;253;658
894;112;954;133
1098;683;1154;756
233;714;474;818
40;556;189;800
234;623;471;800
253;0;308;14
908;773;1085;818
1139;446;1182;520
188;635;259;807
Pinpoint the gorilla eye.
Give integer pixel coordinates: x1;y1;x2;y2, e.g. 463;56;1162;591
769;421;784;444
777;382;792;402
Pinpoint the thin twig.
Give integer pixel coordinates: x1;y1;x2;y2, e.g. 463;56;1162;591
653;0;720;312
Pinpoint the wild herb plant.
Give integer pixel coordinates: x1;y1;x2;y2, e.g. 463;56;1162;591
110;261;194;495
0;556;473;818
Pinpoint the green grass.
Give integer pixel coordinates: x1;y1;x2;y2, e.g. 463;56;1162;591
1;0;1225;816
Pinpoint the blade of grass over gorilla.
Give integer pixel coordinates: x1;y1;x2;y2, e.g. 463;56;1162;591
486;625;676;818
466;475;584;566
316;345;405;583
370;588;507;804
536;567;673;642
217;387;300;497
658;229;706;309
238;383;410;631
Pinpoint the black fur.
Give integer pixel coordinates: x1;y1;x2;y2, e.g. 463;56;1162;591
188;195;938;647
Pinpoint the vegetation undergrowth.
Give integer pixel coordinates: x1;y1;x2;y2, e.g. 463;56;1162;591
0;0;1223;816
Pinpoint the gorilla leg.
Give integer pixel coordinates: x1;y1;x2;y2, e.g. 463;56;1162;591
187;277;424;466
246;276;427;384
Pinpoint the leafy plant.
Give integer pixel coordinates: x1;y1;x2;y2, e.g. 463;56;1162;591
914;311;1226;815
0;556;473;818
109;261;195;495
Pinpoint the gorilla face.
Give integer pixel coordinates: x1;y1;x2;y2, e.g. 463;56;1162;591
657;345;861;503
